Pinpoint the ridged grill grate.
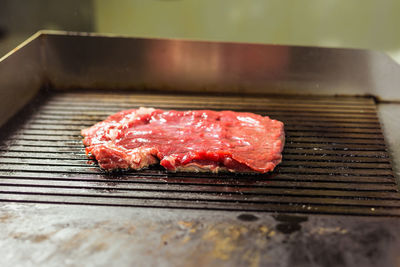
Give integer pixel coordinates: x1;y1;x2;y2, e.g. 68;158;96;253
0;90;399;216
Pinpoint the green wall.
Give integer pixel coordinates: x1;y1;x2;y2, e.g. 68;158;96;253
94;0;400;54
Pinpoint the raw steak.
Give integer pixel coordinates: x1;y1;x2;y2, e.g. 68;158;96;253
81;107;285;173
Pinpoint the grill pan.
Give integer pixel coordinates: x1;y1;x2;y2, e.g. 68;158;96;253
0;90;398;216
0;31;400;267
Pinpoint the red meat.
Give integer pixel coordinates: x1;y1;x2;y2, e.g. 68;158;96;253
81;107;285;173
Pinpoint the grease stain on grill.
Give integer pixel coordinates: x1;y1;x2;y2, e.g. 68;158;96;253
274;214;308;234
237;214;259;222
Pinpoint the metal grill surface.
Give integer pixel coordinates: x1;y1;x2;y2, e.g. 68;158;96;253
0;91;399;216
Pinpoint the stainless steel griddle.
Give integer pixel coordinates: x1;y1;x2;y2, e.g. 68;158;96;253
0;31;399;267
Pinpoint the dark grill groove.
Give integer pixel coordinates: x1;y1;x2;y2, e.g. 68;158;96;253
0;91;399;216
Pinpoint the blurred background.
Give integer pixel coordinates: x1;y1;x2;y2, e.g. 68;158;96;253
1;0;400;63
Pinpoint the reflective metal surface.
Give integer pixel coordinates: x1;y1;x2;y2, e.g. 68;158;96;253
1;204;400;267
1;31;400;267
378;103;400;186
42;31;400;100
0;33;43;127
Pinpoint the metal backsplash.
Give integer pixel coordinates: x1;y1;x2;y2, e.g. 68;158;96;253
1;30;400;127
